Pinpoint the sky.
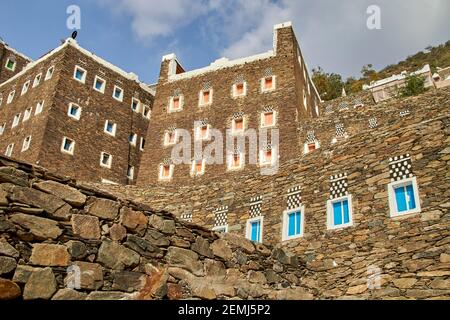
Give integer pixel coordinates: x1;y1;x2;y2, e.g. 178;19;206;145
0;0;449;84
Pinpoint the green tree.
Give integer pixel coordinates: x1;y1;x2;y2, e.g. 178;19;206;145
311;67;344;101
400;75;426;97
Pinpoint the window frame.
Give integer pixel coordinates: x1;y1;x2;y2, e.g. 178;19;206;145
129;133;137;146
131;97;141;113
169;95;184;113
232;117;246;135
104;120;117;137
93;75;106;93
21;135;32;152
304;141;320;154
32;73;42;88
12;113;21;128
227;152;244;171
245;216;264;243
100;152;113;169
7;91;15;104
61;137;75;155
195;124;211;141
5;143;14;157
127;165;135;180
112;85;124;102
232;82;247;98
261;75;276;93
0;123;5;135
23;107;32;122
5;58;16;71
21;80;31;95
326;195;354;230
45;66;55;81
282;206;305;241
35;100;44;115
259;147;276;167
143;105;151;119
387;177;421;217
191;159;206;177
260;110;277;128
73;65;87;84
199;89;213;106
159;164;174;181
67;103;82;121
164;130;178;147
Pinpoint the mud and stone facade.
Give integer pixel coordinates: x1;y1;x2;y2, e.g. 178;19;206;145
0;39;153;185
0;40;32;84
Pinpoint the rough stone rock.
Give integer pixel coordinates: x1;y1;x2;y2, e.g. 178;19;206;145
9;214;62;240
34;181;87;207
112;271;146;293
204;259;226;277
71;214;101;240
65;240;87;260
145;229;170;247
166;247;204;276
13;265;37;283
211;239;233;261
110;224;127;241
346;284;368;295
8;186;66;214
121;207;148;235
440;253;450;263
393;278;417;289
191;237;213;258
0;256;17;275
167;283;184;300
0;189;8;206
0;278;21;300
23;267;57;300
30;243;70;267
86;198;120;220
51;288;87;300
0;167;29;187
86;291;132;300
148;215;175;234
138;267;168;299
429;279;450;290
273;288;314;300
420;210;442;222
124;234;162;259
271;248;297;266
248;271;267;284
0;241;19;258
97;240;140;270
222;233;255;254
417;271;450;277
65;262;103;290
0;215;15;233
403;259;434;272
49;203;73;221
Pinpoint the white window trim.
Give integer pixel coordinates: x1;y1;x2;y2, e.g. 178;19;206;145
23;108;32;122
100;152;112;169
73;65;87;84
190;159;206;177
5;58;16;71
12;113;21;128
143;105;151;119
282;206;305;241
127;166;135;180
5;143;14;157
303;90;308;110
21;136;31;152
140;137;146;151
32;73;42;88
326;194;354;230
232;82;247;98
61;137;75;155
304;141;320;155
7;91;15;104
212;225;229;233
159;164;174;181
101;179;118;185
129;133;137;146
112;85;124;102
231;117;246;135
131;98;141;113
35;101;44;115
199;89;213;107
260;110;277;128
195;124;211;141
245;216;264;243
169;95;184;113
21;80;31;95
259;148;277;167
227;153;244;171
164;130;178;147
104;120;117;137
0;123;5;135
45;66;55;81
387;177;421;218
93;75;106;93
67;103;81;121
261;75;276;93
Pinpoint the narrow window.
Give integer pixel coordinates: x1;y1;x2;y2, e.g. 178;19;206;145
199;89;213;106
68;103;81;120
143;105;151;119
159;164;174;180
35;100;44;115
32;73;42;88
261;76;276;92
5;143;14;157
7;91;15;104
104;120;117;137
5;59;16;71
232;118;244;134
129;133;137;146
196;124;210;141
23;107;32;122
169;96;183;112
127;166;135;180
61;137;75;155
246;217;263;243
100;152;112;168
388;177;421;217
327;195;353;230
260;149;273;165
12;113;21;128
304;141;320;154
131;98;140;113
93;76;106;93
282;206;305;241
140;137;146;151
73;66;87;83
113;85;124;102
191;159;205;176
164;130;177;146
233;82;246;97
21;136;32;152
261;111;276;127
228;153;243;170
0;123;5;136
21;81;31;95
45;66;54;80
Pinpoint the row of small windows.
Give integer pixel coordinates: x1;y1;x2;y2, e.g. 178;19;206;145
168;76;277;113
73;66;151;119
4;136;32;156
0;101;45;136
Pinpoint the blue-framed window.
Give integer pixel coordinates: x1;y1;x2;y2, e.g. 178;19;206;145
246;217;263;243
282;207;304;241
327;195;353;230
388;177;421;217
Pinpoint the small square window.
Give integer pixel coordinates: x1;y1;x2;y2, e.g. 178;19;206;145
199;89;213;106
12;113;21;128
104;120;117;137
113;85;124;102
61;137;75;155
23;107;32;122
93;76;106;93
159;164;174;180
261;76;276;92
21;136;31;152
246;216;263;243
261;111;276;127
164;130;177;146
100;152;112;168
232;118;245;134
68;103;81;120
0;123;5;136
191;159;205;176
140;137;146;151
282;206;305;241
143;105;151;119
233;83;246;97
5;59;16;71
304;141;320;154
196;124;210;141
169;96;183;112
127;166;135;180
388;177;421;217
129;133;137;146
7;91;15;104
45;66;54;80
327;195;353;230
35;101;44;115
73;66;87;83
21;81;31;95
131;98;140;113
32;74;42;88
5;143;14;157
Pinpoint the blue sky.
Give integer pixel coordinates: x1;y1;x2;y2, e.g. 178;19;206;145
1;0;449;84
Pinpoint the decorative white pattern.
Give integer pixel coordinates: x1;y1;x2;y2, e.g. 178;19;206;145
180;212;192;223
330;173;349;199
249;196;263;218
369;117;378;129
389;154;414;182
214;206;229;227
287;186;302;210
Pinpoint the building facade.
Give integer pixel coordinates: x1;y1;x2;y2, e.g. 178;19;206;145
0;39;32;84
0;38;153;185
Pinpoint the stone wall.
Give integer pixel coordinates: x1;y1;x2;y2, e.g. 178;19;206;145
0;156;312;300
0;41;32;84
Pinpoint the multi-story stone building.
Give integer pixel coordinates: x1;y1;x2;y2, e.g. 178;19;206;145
0;38;154;185
137;22;322;185
0;39;32;84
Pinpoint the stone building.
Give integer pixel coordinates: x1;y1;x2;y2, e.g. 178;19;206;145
137;22;322;185
0;39;32;84
0;38;154;185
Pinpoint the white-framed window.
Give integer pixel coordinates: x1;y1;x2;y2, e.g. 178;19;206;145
191;159;206;177
23;107;32;122
131;98;141;113
61;137;75;155
159;164;174;181
164;130;178;146
199;89;213;106
232;117;245;135
12;113;21;128
260;110;276;128
228;152;244;171
35;100;44;115
195;124;211;141
388;177;421;217
246;216;263;243
5;58;16;71
232;82;247;98
67;103;81;120
21;80;31;95
303;90;308;110
127;165;135;180
259;148;276;166
282;206;305;241
169;96;184;112
32;73;42;88
112;85;124;102
5;143;14;157
21;136;31;152
0;96;3;106
143;105;151;119
140;137;146;151
0;123;5;135
7;91;15;104
100;152;112;168
104;120;117;137
326;195;354;230
304;141;320;154
212;225;228;233
261;75;276;92
45;66;55;81
93;75;106;93
73;66;87;83
128;133;137;146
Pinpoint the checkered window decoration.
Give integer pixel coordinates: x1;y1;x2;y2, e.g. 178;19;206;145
335;123;346;137
389;154;414;182
400;110;410;117
232;146;242;155
233;112;245;120
339;102;349;111
305;131;316;144
167;125;177;132
262;106;274;113
263;68;273;77
261;143;273;151
286;186;302;210
353;98;363;107
133;91;140;99
98;69;106;76
369;117;378;129
329;173;348;199
180;212;192;223
249;196;263;218
214;206;229;227
234;74;245;84
202;82;212;91
173;89;182;97
162;158;173;165
198;119;209;127
325;105;333;114
193;152;203;161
